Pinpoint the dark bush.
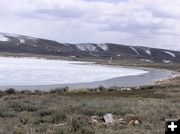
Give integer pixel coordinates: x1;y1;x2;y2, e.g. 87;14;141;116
39;110;53;117
0;110;15;118
70;116;95;134
50;87;69;94
98;86;106;91
34;90;43;95
20;90;32;95
5;88;16;94
10;102;38;112
50;88;64;94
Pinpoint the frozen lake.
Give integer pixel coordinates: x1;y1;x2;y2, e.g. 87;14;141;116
0;57;148;86
0;57;173;90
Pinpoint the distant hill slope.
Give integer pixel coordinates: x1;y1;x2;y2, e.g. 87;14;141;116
0;32;180;63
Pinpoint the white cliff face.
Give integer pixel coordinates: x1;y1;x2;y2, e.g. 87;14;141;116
0;57;147;86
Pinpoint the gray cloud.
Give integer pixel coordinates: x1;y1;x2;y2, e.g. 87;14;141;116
0;0;180;50
20;8;84;21
36;8;84;18
83;0;128;3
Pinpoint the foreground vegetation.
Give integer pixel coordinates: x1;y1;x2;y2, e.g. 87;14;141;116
0;82;180;134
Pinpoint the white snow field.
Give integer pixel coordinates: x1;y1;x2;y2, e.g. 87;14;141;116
0;57;148;86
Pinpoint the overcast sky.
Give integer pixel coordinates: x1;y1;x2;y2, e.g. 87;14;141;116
0;0;180;50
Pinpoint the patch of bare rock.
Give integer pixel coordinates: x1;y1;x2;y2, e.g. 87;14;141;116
90;113;141;128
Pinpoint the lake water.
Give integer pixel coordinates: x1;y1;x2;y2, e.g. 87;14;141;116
0;57;172;90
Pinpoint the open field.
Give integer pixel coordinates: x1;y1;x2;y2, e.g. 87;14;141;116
0;83;180;134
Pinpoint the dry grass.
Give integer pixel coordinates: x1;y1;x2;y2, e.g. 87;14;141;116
0;85;179;134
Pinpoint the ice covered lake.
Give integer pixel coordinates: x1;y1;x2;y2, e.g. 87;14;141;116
0;57;172;90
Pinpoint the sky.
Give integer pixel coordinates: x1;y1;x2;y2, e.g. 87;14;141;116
0;0;180;50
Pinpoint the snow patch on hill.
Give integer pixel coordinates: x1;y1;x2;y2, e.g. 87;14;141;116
76;44;97;52
145;49;151;55
163;60;172;64
140;59;153;62
0;35;9;41
164;51;176;58
97;44;109;51
130;47;140;55
20;39;25;44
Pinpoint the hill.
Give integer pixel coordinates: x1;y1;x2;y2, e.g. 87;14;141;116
0;32;180;64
